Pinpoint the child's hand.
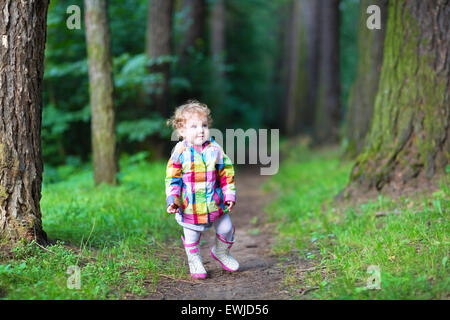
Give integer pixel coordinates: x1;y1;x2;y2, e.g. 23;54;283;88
225;201;235;212
167;203;179;214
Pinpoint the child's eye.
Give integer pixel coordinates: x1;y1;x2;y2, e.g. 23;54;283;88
191;125;197;128
202;124;207;128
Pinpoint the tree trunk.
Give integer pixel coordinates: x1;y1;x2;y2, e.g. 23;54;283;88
280;0;302;136
344;0;388;157
208;0;227;115
274;0;292;132
0;0;49;245
347;0;449;193
84;0;118;185
143;0;174;160
146;0;174;118
314;0;341;145
174;0;206;112
178;0;206;62
210;0;225;76
301;0;321;133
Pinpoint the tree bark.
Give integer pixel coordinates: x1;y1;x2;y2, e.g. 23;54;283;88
301;0;321;133
173;0;207;114
146;0;174;118
210;0;225;74
314;0;341;145
178;0;206;62
347;0;450;193
344;0;388;157
84;0;118;185
0;0;49;245
209;0;227;112
280;0;302;136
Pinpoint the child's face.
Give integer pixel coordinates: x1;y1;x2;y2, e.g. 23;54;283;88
180;114;210;146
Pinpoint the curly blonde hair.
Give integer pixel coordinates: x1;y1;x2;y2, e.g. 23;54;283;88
166;99;213;130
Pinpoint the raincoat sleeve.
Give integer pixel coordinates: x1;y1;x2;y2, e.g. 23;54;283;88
216;149;236;203
165;147;183;207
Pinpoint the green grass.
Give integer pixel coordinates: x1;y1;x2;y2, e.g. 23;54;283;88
0;152;187;299
264;143;449;299
1;146;448;300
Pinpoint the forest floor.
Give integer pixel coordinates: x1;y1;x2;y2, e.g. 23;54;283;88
141;165;311;300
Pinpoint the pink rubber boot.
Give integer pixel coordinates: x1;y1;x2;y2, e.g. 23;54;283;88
210;229;239;272
182;235;207;279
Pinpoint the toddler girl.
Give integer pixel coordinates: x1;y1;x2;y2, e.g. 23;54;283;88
165;100;239;279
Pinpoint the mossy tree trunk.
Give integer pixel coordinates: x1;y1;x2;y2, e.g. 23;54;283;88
84;0;118;185
344;0;388;157
347;0;449;193
0;0;49;245
314;0;341;145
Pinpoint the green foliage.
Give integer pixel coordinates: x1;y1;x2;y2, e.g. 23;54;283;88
220;0;283;129
43;0;161;166
113;52;176;105
171;0;285;131
109;0;148;56
42;0;360;165
117;116;172;143
264;143;449;299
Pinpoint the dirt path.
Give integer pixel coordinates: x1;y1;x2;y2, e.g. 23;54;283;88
143;166;308;300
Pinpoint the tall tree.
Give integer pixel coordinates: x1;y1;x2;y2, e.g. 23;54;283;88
314;0;341;144
144;0;174;159
178;0;206;63
173;0;207;110
0;0;49;245
279;0;302;136
208;0;227;114
344;0;388;157
210;0;225;77
270;1;289;129
347;0;449;193
300;0;321;133
84;0;118;185
146;0;174;118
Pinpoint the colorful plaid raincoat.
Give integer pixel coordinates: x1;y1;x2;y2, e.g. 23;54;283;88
165;137;236;225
